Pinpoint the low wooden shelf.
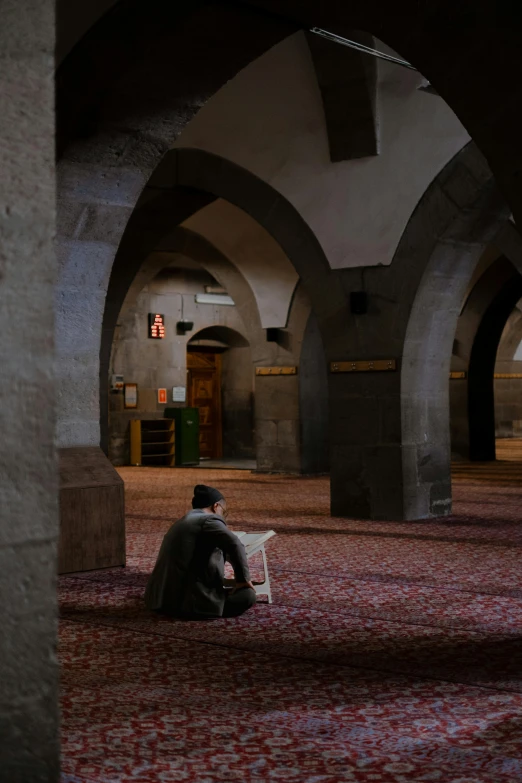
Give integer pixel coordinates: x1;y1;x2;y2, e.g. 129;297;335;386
130;419;175;467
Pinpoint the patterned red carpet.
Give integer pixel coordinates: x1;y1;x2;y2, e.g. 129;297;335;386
59;446;522;782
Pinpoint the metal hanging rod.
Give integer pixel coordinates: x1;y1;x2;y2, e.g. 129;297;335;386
309;27;419;72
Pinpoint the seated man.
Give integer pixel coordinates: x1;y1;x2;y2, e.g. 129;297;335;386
145;484;257;619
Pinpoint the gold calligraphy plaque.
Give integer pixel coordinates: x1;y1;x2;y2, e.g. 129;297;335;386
255;367;298;376
330;359;396;373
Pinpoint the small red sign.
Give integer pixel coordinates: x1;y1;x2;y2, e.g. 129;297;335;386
158;388;167;404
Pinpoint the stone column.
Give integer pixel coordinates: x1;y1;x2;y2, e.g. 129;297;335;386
329;370;404;518
0;2;59;781
255;373;302;472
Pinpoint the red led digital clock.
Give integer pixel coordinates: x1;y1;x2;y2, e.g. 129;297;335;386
148;313;165;339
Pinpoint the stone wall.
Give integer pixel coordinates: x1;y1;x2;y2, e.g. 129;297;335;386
110;263;254;464
0;1;59;779
222;347;255;459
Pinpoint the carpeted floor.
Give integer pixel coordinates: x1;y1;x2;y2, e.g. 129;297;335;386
59;444;522;782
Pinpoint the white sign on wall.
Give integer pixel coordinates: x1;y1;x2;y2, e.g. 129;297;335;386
173;386;186;403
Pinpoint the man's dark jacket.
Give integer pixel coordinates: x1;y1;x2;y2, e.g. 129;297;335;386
144;509;250;618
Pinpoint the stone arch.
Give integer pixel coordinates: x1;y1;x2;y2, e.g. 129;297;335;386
115;227;264;350
468;273;522;460
55;1;299;450
496;306;522;365
494;303;522;440
101;141;518;517
188;325;250;348
100;148;331;460
399;146;511;516
54;0;522;519
450;256;522;458
317;142;512;519
107;214;312;472
187;325;255;460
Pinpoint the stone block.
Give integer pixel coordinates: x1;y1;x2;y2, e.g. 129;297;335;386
429;480;452;516
256;444;300;473
0;281;54;360
56;239;116;293
55;357;99;413
254;378;299;420
329;444;371;518
78;204;133;245
256;419;277;447
402;480;431;520
379;398;402;444
56;199;87;239
145;149;178;189
329;398;380;446
57;161;146;207
277;419;299;447
370;483;405;521
64;127;132;167
417;441;450;483
366;445;404;488
460;145;494;189
440;161;485;209
330;479;371;519
55;418;100;450
393;182;455;260
55;290;106;358
176;148;280;226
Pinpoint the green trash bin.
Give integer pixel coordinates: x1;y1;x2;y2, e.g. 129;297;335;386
164;407;200;466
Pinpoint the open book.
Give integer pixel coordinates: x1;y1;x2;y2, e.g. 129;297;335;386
227;530;276;602
232;530;276;556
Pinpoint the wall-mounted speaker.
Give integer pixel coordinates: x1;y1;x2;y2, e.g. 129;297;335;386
177;320;194;335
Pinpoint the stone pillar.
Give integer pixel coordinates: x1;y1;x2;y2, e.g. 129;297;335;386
329;370;404;518
320;144;507;519
255;373;302;472
253;285;310;474
299;311;329;474
0;2;59;781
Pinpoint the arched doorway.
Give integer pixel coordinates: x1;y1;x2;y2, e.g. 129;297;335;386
450;255;522;460
187;326;253;462
468;274;522;460
109;257;254;466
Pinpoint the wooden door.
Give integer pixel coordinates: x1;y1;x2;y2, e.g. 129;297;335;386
187;351;222;459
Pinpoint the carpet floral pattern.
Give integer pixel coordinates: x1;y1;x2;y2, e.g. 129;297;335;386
60;452;522;782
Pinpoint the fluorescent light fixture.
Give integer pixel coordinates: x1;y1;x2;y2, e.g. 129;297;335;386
309;28;439;95
309;28;417;71
195;293;235;306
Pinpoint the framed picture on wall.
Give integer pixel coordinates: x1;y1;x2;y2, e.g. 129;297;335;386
124;383;138;409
